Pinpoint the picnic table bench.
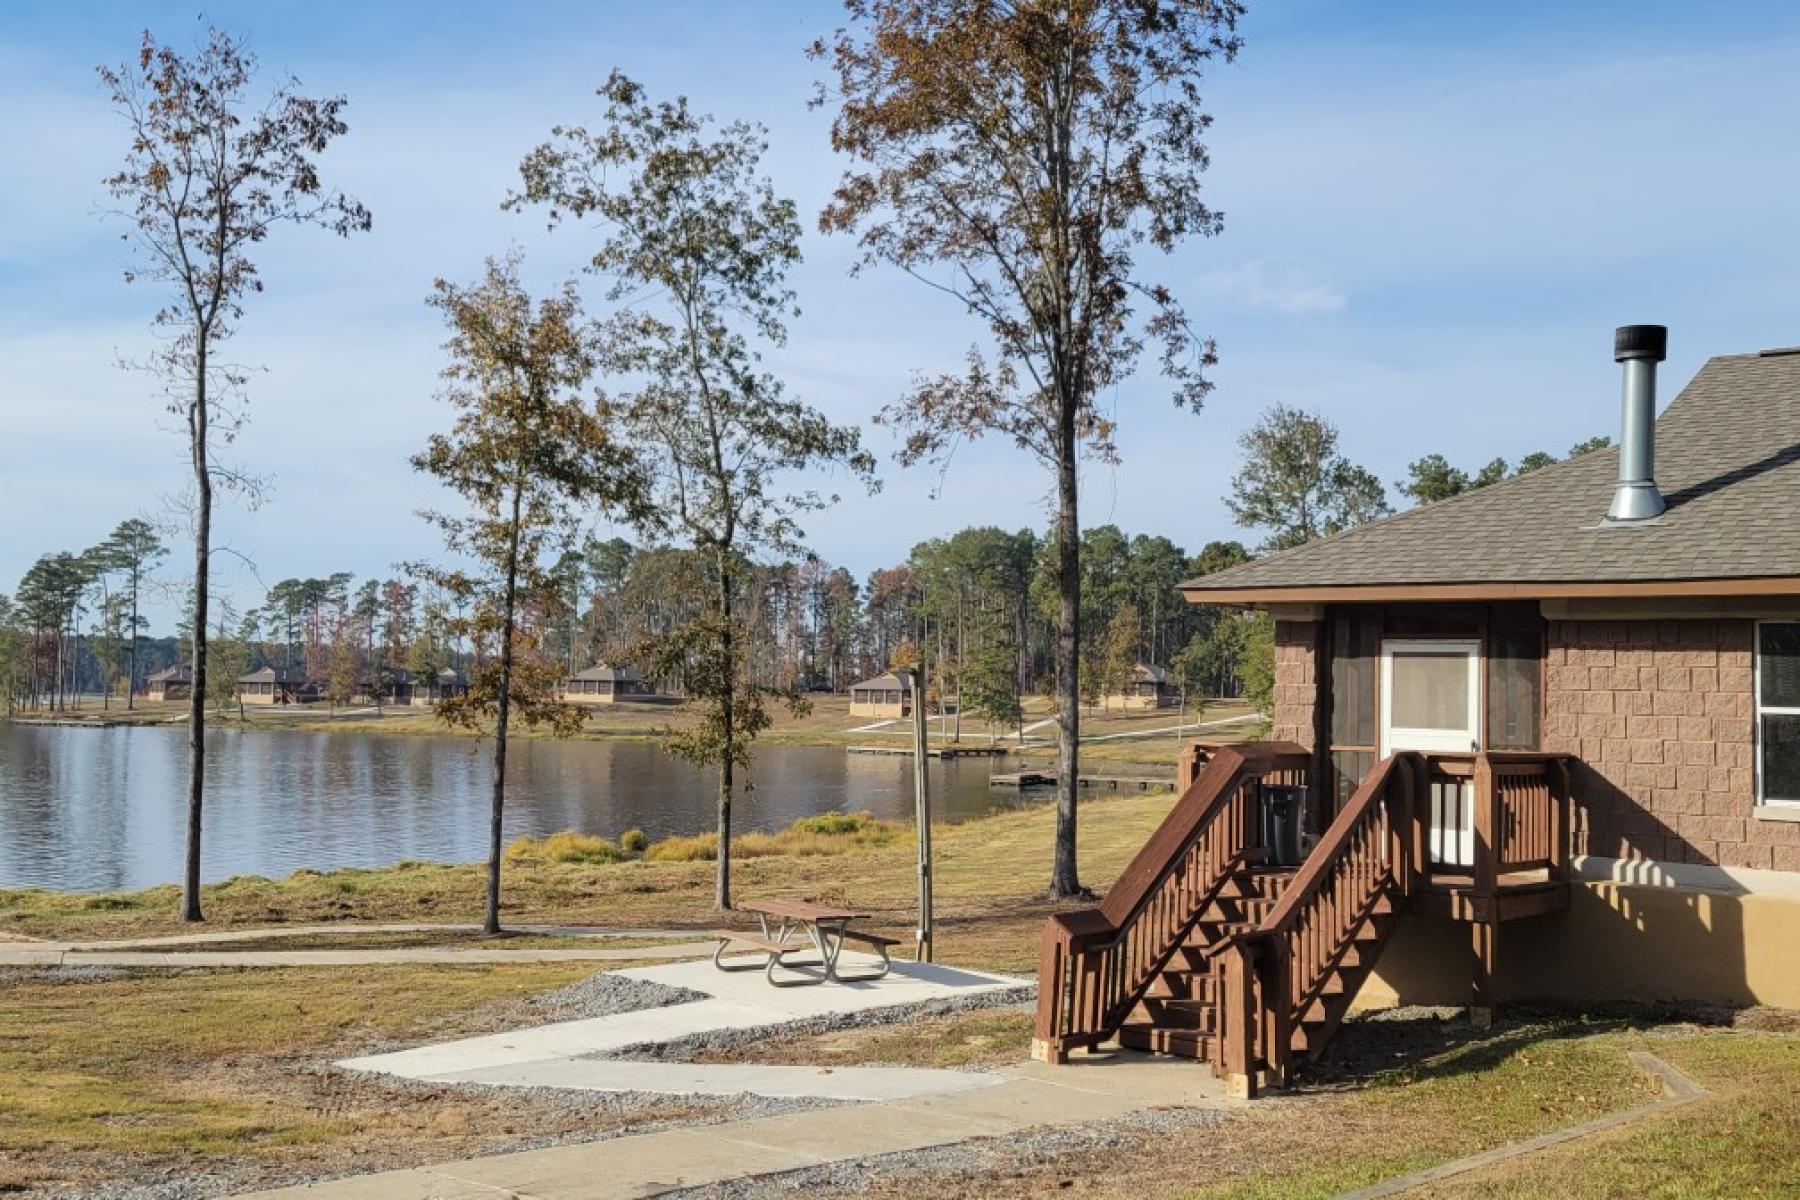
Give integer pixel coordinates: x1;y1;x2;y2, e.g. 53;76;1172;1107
712;898;900;987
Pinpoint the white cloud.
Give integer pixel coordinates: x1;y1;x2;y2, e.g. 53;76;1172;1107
1195;260;1348;316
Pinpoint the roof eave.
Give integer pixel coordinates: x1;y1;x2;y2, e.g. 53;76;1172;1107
1180;576;1800;607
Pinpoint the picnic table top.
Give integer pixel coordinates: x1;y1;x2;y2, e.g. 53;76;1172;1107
738;897;867;922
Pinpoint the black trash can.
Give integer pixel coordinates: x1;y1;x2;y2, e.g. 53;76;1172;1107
1259;784;1306;867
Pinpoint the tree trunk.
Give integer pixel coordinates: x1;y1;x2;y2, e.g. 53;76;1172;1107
486;486;525;936
1051;409;1082;899
127;575;139;711
183;360;211;924
716;557;735;912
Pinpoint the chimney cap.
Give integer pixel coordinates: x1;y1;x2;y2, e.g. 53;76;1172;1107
1614;324;1668;363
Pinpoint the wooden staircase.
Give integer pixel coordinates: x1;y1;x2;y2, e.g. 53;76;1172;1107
1033;745;1428;1096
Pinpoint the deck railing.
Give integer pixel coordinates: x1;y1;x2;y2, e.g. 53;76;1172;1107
1422;752;1572;895
1032;742;1310;1063
1219;752;1420;1091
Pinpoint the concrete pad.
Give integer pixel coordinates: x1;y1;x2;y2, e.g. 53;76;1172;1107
614;955;1025;1018
339;998;795;1077
1000;1049;1236;1103
433;1057;1005;1102
894;1077;1149;1129
445;1126;818;1196
722;1094;1022;1158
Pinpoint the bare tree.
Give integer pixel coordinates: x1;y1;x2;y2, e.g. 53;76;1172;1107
813;0;1242;895
101;26;370;920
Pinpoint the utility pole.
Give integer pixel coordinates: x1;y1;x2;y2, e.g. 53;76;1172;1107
899;665;933;962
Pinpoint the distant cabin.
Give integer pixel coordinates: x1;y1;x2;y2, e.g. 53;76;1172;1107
408;668;470;707
849;672;911;718
146;664;193;702
353;667;411;705
1106;663;1176;711
238;665;313;706
561;664;654;705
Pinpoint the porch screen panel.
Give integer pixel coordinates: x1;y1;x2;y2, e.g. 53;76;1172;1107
1391;651;1471;730
1330;609;1380;748
1486;604;1542;750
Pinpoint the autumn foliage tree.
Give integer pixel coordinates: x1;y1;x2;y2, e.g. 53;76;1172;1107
812;0;1243;896
411;254;648;933
100;25;370;921
510;73;875;909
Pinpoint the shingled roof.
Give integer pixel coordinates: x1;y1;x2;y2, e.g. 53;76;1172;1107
1183;349;1800;601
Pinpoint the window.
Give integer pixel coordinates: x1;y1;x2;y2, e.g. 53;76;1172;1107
1757;621;1800;806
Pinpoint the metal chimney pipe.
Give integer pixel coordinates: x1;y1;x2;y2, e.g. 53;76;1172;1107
1606;324;1668;522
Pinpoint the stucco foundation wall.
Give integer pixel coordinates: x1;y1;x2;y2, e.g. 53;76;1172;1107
1272;620;1317;750
1357;879;1800;1010
1542;617;1799;870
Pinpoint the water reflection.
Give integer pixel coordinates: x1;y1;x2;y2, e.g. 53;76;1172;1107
0;725;1035;892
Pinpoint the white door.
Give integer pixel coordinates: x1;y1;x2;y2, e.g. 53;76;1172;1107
1380;640;1481;868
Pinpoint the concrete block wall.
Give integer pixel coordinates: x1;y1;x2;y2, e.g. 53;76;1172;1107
1542;618;1798;871
1272;620;1317;750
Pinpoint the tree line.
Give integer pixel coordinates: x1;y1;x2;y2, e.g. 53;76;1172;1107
65;7;1607;925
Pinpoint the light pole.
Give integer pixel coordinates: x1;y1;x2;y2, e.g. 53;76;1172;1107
896;665;933;962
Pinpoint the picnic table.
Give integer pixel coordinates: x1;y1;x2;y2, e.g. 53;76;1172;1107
712;898;900;987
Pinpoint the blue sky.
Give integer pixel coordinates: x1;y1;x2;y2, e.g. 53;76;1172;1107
6;2;1800;632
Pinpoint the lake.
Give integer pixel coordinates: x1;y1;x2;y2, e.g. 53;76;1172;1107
0;723;1053;893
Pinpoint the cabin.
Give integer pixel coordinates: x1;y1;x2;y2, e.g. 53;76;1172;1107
1106;663;1177;710
407;667;469;707
848;671;911;718
353;667;411;705
145;664;192;702
560;664;655;705
238;666;313;705
1033;327;1800;1097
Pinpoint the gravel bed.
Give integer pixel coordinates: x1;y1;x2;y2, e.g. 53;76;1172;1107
0;964;136;985
607;983;1036;1063
522;969;709;1023
664;1103;1231;1199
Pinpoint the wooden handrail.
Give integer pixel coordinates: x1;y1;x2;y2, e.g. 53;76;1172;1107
1220;752;1420;1090
1032;740;1309;1064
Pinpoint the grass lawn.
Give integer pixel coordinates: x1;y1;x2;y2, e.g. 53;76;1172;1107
0;961;733;1194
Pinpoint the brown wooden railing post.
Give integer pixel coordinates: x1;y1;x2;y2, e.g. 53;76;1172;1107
1032;922;1071;1063
1220;939;1258;1099
1258;934;1292;1087
1472;753;1498;908
1550;757;1572;885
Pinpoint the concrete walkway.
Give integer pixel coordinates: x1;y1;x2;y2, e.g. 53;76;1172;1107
339;956;1027;1102
238;1053;1233;1199
0;924;717;968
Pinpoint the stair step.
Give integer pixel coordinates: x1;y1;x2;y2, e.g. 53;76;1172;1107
1139;998;1217;1031
1119;1022;1215;1060
1147;971;1217;1002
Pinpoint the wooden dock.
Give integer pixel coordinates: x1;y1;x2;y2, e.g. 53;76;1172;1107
847;744;1008;759
989;771;1175;791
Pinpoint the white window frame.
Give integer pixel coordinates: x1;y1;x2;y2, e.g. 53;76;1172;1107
1754;620;1800;807
1378;639;1484;757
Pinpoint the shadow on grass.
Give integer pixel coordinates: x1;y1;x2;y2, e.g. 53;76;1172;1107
1297;1000;1770;1093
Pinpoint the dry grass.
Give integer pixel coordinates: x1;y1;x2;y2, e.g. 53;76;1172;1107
822;1018;1800;1200
0;961;739;1191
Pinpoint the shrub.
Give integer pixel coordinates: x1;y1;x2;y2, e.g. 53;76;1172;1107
505;830;629;865
618;828;649;855
790;810;874;836
644;832;719;862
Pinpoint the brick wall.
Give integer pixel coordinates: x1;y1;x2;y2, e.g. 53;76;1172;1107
1543;618;1797;871
1272;620;1318;750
